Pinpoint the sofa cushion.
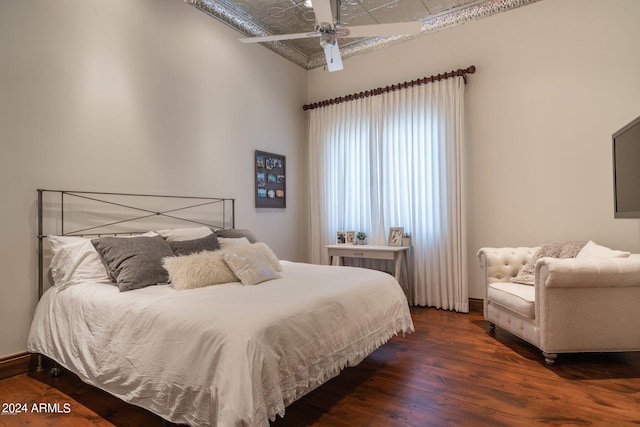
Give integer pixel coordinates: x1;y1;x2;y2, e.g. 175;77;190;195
488;282;535;319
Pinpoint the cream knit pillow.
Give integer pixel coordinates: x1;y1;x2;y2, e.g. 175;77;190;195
163;251;238;290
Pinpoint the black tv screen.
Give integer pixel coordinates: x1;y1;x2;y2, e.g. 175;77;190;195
613;115;640;218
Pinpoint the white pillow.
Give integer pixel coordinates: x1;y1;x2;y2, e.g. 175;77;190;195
48;235;110;288
218;237;251;250
577;240;631;259
222;246;280;286
156;226;212;242
163;251;238;291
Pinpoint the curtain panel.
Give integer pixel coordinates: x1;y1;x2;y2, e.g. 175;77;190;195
308;76;467;312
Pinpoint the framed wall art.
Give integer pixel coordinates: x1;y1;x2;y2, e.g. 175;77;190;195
255;150;286;208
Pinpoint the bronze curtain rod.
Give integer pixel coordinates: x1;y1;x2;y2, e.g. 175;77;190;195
303;65;476;111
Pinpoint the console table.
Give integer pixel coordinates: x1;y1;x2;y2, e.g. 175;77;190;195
325;244;412;289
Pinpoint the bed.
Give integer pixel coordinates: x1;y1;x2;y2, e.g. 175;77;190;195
27;190;414;427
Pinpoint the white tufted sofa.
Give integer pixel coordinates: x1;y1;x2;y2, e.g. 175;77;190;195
477;247;640;364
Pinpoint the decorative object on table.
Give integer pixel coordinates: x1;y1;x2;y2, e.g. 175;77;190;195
402;233;412;247
345;231;356;245
255;150;285;208
336;230;356;244
387;227;404;246
356;231;367;245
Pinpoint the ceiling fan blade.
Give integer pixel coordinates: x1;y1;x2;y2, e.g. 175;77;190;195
337;21;422;38
323;41;343;72
311;0;334;27
239;31;320;43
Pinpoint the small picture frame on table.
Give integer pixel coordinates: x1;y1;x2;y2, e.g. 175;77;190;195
387;227;404;246
345;231;356;245
337;230;355;245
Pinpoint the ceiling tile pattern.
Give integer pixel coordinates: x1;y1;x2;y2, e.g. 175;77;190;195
186;0;540;70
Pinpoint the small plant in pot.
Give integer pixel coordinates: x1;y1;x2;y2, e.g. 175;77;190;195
356;231;367;245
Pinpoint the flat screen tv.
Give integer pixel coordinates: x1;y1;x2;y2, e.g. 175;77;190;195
613;115;640;218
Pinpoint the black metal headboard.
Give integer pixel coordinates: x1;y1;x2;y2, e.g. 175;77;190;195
37;189;235;297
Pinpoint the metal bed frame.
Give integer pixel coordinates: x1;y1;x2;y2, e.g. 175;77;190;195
37;189;235;298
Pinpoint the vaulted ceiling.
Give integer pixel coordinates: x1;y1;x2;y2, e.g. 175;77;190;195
185;0;540;70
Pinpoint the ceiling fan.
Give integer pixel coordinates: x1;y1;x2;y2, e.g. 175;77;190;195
239;0;423;72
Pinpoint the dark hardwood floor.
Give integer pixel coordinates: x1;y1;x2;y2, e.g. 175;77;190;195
1;307;640;426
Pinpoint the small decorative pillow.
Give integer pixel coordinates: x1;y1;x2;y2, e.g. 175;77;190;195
92;236;175;291
222;246;280;286
577;240;631;258
511;241;587;285
511;245;555;285
168;233;220;256
252;242;282;272
218;237;251;250
163;251;238;290
156;226;213;242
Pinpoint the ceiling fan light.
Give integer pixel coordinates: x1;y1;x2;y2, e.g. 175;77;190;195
319;32;336;48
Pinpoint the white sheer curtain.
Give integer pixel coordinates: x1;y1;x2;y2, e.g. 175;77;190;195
309;76;468;312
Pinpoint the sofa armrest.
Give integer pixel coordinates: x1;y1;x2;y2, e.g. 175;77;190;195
536;257;640;288
535;255;640;353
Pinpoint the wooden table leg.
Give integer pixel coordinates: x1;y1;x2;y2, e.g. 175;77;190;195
394;253;402;283
403;249;411;304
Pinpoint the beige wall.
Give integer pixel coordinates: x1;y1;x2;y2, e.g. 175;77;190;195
0;0;307;357
307;0;640;299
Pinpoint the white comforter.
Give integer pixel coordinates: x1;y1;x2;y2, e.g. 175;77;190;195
27;261;414;426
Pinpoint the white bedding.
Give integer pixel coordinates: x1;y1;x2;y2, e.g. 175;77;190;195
27;260;414;427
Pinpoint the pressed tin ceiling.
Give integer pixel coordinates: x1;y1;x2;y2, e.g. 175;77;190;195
185;0;540;70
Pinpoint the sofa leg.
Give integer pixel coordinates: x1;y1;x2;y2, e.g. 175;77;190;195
488;322;495;333
542;352;557;365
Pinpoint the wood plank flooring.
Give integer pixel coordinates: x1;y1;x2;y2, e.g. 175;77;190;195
1;307;639;426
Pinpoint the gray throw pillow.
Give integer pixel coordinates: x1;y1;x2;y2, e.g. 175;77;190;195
92;236;174;292
215;228;257;243
168;233;220;256
511;241;587;285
